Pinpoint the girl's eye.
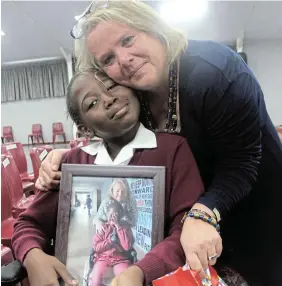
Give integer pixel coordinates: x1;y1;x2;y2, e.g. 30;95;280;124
87;99;98;110
122;36;134;46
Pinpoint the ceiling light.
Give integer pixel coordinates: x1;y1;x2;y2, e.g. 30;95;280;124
160;0;208;23
1;31;5;36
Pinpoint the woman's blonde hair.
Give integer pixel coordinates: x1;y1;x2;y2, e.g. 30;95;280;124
109;178;131;202
75;0;187;72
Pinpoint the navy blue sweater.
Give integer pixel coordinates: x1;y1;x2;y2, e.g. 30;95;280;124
179;40;282;284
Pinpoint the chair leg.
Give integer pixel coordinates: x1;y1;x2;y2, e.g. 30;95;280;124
41;135;44;144
63;134;66;143
53;134;56;144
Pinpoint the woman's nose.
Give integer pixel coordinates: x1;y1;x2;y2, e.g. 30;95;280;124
117;49;134;69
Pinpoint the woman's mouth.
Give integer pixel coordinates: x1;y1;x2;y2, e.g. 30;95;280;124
130;64;145;78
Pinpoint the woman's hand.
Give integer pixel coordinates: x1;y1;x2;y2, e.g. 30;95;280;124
23;248;77;286
35;149;69;191
111;265;144;286
180;204;223;279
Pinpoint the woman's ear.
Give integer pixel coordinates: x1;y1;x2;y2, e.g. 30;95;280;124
77;124;94;138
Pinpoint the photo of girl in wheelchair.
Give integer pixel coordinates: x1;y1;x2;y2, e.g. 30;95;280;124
83;199;136;286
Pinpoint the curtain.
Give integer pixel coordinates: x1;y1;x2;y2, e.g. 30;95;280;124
1;58;68;102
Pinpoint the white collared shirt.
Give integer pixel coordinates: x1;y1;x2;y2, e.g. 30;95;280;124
81;123;157;166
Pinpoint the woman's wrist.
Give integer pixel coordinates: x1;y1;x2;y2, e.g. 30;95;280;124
191;203;216;218
181;203;221;233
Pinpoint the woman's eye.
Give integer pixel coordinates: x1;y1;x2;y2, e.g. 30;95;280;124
103;55;114;66
122;36;134;46
87;99;97;110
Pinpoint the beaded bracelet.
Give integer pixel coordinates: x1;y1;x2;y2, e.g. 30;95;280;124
181;211;220;234
190;208;215;220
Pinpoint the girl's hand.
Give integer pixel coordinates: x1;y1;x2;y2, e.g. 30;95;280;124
24;248;77;286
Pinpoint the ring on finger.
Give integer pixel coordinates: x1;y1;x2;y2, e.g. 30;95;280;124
208;254;218;261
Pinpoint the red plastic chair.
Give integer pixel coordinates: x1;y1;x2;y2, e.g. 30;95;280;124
52;122;66;143
1;154;35;217
1;170;17;248
69;137;90;148
2;142;34;183
1;245;14;266
1;126;14;143
29;145;53;183
28;124;44;144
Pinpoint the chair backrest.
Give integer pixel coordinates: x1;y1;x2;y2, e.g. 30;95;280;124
1;145;8;155
1;156;17;220
32;124;42;134
3;126;12;136
29;145;53;182
69;138;89;148
1;154;24;206
2;142;28;176
52;122;64;132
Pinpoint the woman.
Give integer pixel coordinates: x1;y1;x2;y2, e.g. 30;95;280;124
37;1;282;285
94;179;137;230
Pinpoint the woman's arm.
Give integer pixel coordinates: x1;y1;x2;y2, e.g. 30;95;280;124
122;200;138;227
197;71;262;218
93;200;108;228
135;138;205;284
35;149;69;191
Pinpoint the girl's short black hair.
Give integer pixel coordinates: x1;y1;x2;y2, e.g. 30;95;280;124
66;70;97;126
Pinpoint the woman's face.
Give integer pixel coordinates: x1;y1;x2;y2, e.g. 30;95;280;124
86;21;168;91
112;182;127;202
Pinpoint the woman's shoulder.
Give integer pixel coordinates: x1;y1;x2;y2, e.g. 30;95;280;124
180;40;250;91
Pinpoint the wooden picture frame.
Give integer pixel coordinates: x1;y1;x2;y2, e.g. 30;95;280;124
55;164;165;285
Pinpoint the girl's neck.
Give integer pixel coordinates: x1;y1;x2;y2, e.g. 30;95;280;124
104;122;140;161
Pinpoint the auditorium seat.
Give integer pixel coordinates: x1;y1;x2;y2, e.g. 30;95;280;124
1;126;14;144
1;245;14;266
52;122;66;143
1;169;17;248
29;145;53;183
69;137;90;148
1;154;35;217
28;124;44;144
2;142;34;182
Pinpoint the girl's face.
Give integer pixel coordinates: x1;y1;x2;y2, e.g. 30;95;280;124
86;21;168;91
107;206;119;224
73;73;140;140
112;182;127;202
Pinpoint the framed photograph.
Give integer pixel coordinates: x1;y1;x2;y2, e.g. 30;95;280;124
55;164;165;286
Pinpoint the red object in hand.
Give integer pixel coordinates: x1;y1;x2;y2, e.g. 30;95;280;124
153;266;220;286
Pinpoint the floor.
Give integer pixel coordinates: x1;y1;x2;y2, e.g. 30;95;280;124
66;206;97;285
